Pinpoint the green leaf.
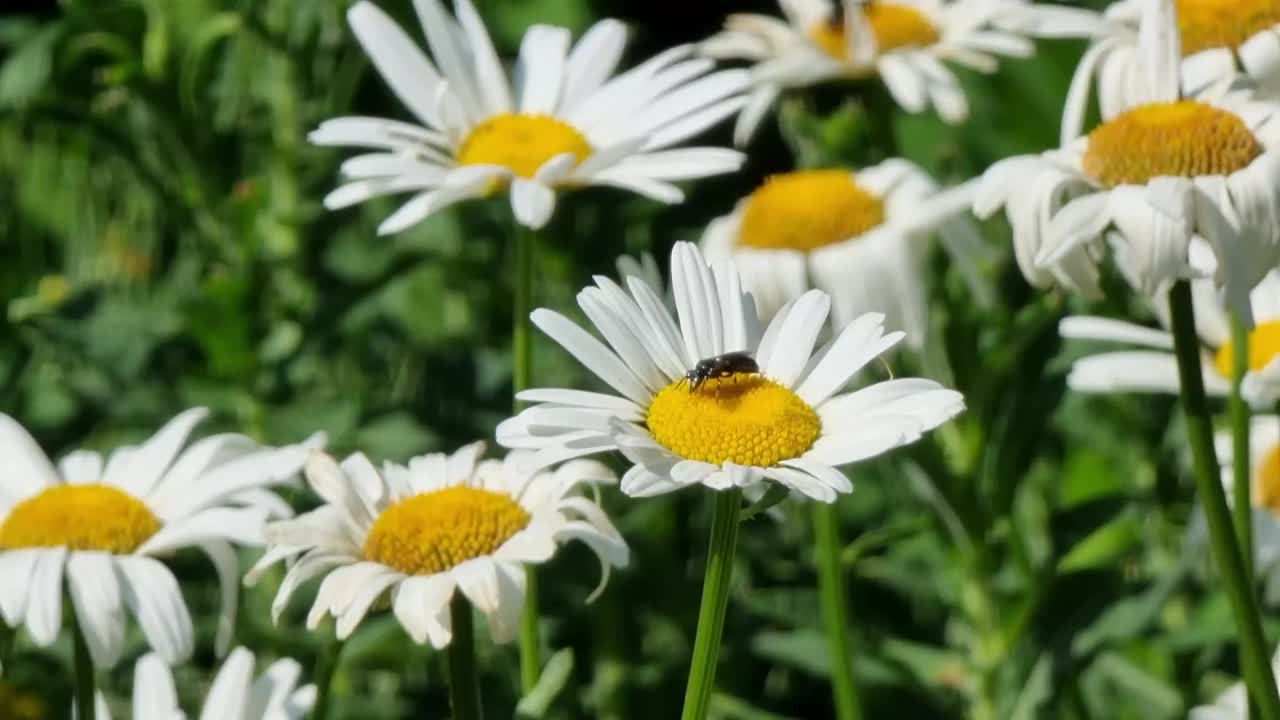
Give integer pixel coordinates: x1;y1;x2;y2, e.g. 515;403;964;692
1057;513;1143;573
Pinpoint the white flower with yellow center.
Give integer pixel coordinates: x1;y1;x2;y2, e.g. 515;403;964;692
93;647;315;720
1063;0;1280;144
700;163;987;344
977;0;1280;322
249;445;627;648
1214;416;1280;605
699;0;1101;143
497;242;965;502
0;409;318;669
1059;267;1280;408
1189;645;1280;719
313;0;748;233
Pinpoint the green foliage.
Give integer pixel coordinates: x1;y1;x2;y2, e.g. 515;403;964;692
0;0;1252;719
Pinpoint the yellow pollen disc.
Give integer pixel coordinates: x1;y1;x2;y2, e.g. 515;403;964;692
456;113;593;180
0;484;159;553
1176;0;1280;56
1257;445;1280;514
1214;320;1280;378
1082;101;1262;187
646;373;822;467
737;170;886;252
363;486;530;576
809;2;940;60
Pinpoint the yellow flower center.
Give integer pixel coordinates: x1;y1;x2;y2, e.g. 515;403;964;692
1176;0;1280;56
809;2;940;60
456;113;593;180
1256;444;1280;514
0;484;160;553
646;373;822;466
1082;101;1262;187
737;170;886;252
363;487;530;576
1214;320;1280;378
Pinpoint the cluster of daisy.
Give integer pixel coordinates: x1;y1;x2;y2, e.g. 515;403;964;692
14;0;1280;715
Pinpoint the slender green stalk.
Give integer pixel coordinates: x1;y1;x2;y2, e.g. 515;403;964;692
311;629;345;720
813;502;863;720
448;594;484;720
70;610;95;720
1168;281;1280;720
681;488;744;720
513;222;542;693
1230;313;1254;576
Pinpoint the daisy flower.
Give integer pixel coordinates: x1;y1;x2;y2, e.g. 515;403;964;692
1063;0;1280;144
1215;416;1280;604
0;408;319;668
975;0;1280;324
313;0;748;233
1190;644;1280;719
497;242;966;502
1058;265;1280;408
93;647;315;720
698;0;1102;143
699;162;988;344
248;444;628;648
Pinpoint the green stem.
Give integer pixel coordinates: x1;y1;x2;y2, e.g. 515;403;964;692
513;221;541;694
813;503;863;720
1168;281;1280;720
681;488;744;720
448;594;484;720
311;629;344;720
1230;313;1254;577
71;609;95;720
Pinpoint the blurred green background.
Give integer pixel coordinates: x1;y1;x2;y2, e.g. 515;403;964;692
0;0;1250;718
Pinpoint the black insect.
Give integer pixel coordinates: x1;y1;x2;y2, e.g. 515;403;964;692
678;351;760;392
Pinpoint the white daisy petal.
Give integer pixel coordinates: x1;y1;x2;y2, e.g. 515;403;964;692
25;547;66;646
516;25;572;114
115;555;194;664
67;551;125;668
0;414;60;500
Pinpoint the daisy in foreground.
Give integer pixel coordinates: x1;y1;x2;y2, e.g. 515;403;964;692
93;647;315;720
698;0;1101;143
1214;416;1280;604
0;408;317;671
1191;644;1280;719
248;444;628;647
1063;0;1280;143
497;242;966;502
700;162;989;344
1059;266;1280;408
313;0;747;233
975;0;1280;323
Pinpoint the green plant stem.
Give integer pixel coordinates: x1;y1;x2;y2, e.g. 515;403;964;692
71;610;95;720
1168;281;1280;720
513;222;542;694
813;502;863;720
448;594;484;720
681;488;744;720
311;628;344;720
1230;313;1254;577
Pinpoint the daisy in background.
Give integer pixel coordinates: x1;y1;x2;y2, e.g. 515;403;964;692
1214;416;1280;605
247;444;627;648
976;0;1280;325
0;408;319;669
92;647;315;720
313;0;747;233
1063;0;1280;144
700;162;990;345
1190;644;1280;719
1058;262;1280;408
497;242;966;502
698;0;1102;144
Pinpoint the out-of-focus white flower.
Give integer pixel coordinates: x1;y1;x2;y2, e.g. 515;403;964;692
700;0;1102;143
313;0;747;232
